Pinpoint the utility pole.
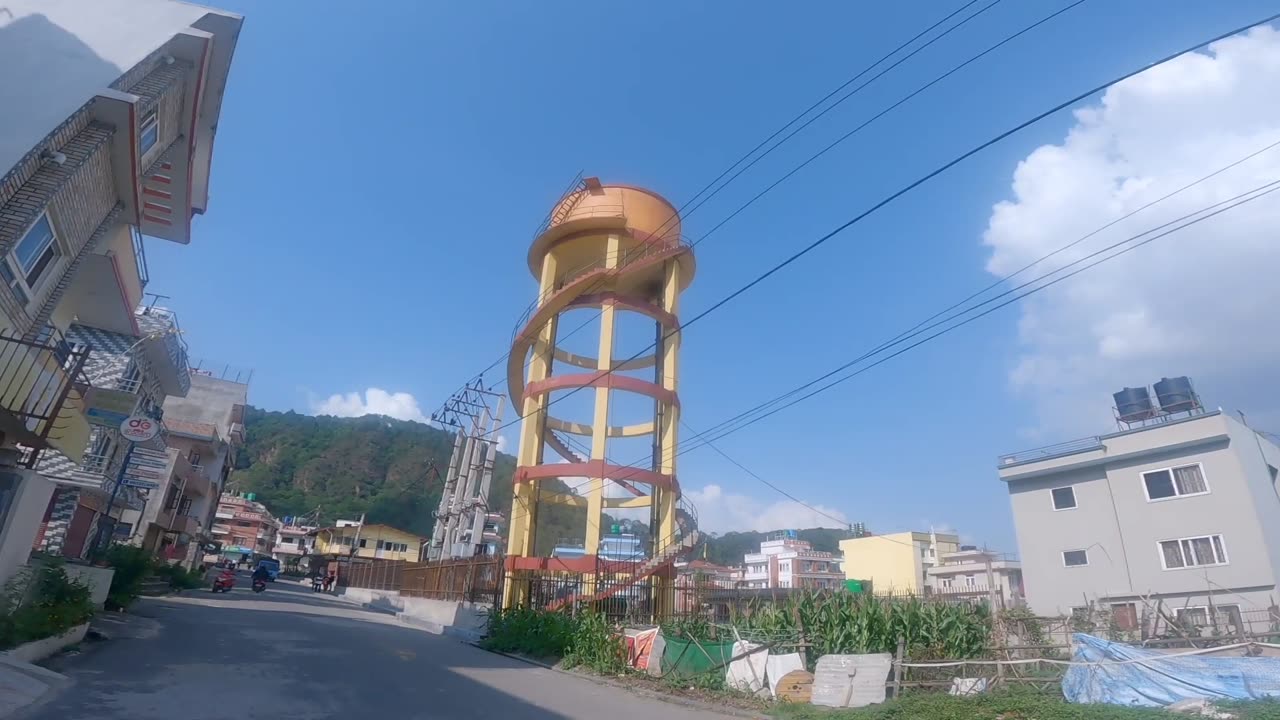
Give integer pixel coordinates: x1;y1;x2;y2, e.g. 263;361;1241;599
427;378;505;561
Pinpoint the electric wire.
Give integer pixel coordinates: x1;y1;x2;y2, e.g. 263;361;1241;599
484;10;1280;442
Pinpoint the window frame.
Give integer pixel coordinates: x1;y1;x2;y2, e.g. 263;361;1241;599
1158;533;1229;571
1050;486;1078;511
1062;549;1090;568
140;108;160;156
6;212;63;304
1142;462;1210;503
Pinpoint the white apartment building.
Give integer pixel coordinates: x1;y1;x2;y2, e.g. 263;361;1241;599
742;530;844;590
1000;381;1280;632
924;547;1024;605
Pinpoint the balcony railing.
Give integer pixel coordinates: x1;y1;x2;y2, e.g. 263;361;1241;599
0;328;89;456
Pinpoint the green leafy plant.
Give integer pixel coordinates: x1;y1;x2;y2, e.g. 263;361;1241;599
563;610;628;674
151;561;204;590
0;563;94;649
103;544;153;609
482;607;579;659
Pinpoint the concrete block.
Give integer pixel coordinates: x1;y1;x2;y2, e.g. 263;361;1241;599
811;653;892;708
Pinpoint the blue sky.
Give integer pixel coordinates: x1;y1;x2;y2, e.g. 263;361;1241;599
147;1;1280;551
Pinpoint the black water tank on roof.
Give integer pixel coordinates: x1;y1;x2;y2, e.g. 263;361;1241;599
1154;376;1197;413
1113;386;1156;422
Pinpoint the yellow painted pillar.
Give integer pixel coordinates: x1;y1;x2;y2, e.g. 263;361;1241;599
584;235;621;592
654;258;682;618
503;251;559;608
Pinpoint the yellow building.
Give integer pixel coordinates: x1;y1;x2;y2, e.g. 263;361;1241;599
311;523;425;562
839;531;960;595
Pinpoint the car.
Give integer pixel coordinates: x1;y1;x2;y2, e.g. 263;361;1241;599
255;558;281;581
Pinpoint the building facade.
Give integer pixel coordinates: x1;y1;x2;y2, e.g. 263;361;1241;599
310;523;425;563
742;531;844;590
0;1;241;582
33;303;189;559
273;522;315;567
839;530;961;595
213;494;278;562
1000;409;1280;625
163;371;248;564
923;547;1024;605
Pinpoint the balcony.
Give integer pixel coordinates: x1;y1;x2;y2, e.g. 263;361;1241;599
173;452;211;497
211;524;229;536
0;328;91;461
55;225;144;337
157;506;200;537
134;306;190;397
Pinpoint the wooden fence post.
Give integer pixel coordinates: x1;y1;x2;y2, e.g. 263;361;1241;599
892;636;906;699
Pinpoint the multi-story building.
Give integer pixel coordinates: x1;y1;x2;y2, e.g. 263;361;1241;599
128;445;211;564
273;522;316;567
0;1;242;581
839;530;961;595
310;522;426;563
1000;384;1280;630
923;547;1024;605
213;493;278;562
742;530;844;590
33;303;190;559
161;370;248;564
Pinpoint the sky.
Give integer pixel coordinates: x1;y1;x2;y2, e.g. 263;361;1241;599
145;0;1280;553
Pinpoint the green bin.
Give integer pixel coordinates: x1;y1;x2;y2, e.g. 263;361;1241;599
661;637;736;679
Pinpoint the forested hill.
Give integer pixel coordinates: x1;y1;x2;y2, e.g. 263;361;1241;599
700;528;849;566
231;407;847;562
231;408;620;555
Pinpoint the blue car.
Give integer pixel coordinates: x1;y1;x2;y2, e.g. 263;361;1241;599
255;558;281;581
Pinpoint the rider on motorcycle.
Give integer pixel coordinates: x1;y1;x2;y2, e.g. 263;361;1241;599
251;564;270;585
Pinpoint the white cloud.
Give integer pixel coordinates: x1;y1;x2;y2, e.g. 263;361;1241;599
983;26;1280;437
313;388;429;424
685;484;848;533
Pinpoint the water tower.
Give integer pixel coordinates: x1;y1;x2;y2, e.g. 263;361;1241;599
503;178;698;613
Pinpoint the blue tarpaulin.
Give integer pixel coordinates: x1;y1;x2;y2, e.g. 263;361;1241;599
1063;633;1280;707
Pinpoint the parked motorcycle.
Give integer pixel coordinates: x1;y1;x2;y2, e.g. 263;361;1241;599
252;578;267;594
211;571;235;593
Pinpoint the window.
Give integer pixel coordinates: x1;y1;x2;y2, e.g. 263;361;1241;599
340;536;353;546
1063;549;1089;567
1111;603;1138;631
189;450;201;466
1159;534;1228;570
1051;486;1077;510
281;537;295;545
1143;463;1208;501
0;261;27;306
940;578;952;588
8;213;60;295
965;574;976;587
358;538;367;548
140;109;159;155
234;520;251;527
1177;604;1244;631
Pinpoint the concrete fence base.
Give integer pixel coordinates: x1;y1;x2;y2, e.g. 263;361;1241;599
339;588;488;640
4;623;89;664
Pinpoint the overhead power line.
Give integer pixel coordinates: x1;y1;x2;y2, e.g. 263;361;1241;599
557;175;1280;527
686;136;1280;445
484;10;1280;442
436;0;1009;406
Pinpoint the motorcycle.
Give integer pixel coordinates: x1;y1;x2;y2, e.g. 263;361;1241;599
211;571;235;593
252;578;267;593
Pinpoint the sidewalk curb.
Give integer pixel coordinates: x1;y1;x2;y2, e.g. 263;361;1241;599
475;645;770;719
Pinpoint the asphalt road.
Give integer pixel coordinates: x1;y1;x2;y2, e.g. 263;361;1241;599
25;573;735;720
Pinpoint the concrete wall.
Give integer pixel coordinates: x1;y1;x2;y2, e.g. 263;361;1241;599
163;374;246;438
1007;413;1280;615
60;563;113;608
0;470;55;588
